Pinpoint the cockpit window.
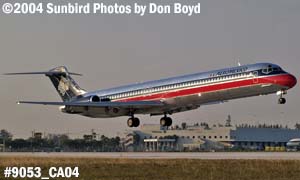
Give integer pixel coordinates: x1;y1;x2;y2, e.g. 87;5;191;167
262;65;273;74
262;65;282;74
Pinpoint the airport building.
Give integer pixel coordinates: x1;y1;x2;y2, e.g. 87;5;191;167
123;122;300;151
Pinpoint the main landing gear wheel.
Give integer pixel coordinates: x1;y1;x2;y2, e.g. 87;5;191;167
160;117;172;127
127;117;140;127
278;98;286;104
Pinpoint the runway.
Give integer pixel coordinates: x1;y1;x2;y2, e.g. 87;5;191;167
1;152;300;160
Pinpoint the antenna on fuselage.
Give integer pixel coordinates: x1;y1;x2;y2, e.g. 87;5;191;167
234;57;242;66
237;58;241;66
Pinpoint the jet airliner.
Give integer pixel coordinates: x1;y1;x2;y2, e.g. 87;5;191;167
5;63;297;127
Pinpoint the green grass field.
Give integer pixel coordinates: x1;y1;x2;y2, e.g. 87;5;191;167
0;157;300;180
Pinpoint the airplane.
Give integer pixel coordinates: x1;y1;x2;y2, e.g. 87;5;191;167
5;63;297;128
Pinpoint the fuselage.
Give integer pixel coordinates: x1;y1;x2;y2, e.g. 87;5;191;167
76;63;296;118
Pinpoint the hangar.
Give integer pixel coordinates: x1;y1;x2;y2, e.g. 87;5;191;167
123;122;300;151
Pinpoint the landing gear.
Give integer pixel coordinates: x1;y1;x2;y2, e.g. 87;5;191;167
127;117;140;127
277;90;287;104
278;98;286;104
160;116;172;127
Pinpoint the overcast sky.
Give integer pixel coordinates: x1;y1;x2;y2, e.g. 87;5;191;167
0;0;299;138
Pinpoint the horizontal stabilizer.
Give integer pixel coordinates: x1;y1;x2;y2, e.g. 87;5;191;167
4;72;82;76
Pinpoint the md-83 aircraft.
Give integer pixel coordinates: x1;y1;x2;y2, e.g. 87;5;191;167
5;63;297;127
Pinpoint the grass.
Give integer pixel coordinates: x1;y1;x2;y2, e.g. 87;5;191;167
0;157;300;180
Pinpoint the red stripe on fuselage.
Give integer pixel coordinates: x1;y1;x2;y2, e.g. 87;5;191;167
117;74;290;102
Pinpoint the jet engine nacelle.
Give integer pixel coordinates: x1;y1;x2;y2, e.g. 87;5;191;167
90;95;100;102
90;95;111;102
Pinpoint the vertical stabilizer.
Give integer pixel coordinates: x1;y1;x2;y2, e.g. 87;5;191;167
47;66;86;101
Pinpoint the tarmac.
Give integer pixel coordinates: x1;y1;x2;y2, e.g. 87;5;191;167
1;152;300;160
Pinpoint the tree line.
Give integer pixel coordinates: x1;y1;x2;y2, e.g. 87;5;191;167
0;129;121;152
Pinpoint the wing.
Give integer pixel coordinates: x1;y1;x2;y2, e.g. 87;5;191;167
17;100;164;109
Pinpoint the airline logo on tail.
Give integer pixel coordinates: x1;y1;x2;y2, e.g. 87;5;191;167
58;77;70;96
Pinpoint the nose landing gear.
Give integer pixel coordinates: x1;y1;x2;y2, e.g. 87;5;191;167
278;97;286;104
277;90;287;104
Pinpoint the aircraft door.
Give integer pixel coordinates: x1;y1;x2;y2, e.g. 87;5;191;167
252;71;258;83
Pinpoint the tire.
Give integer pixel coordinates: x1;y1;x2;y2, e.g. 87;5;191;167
166;117;173;126
133;118;140;127
278;98;286;104
160;118;167;126
127;118;134;127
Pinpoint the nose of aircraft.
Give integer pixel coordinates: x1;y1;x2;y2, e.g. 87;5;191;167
286;74;297;88
273;73;297;89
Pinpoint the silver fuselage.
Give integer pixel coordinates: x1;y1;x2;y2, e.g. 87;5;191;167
62;63;297;118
